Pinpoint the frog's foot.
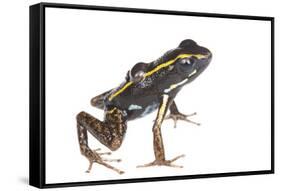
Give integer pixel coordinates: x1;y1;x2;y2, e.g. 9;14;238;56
164;112;200;128
136;154;185;168
84;148;124;174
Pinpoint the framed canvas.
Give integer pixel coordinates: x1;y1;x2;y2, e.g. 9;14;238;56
29;2;275;188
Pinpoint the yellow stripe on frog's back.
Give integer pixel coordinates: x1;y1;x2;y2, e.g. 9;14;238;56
108;53;206;101
109;81;133;101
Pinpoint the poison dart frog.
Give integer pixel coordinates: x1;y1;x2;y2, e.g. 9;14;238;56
76;39;212;174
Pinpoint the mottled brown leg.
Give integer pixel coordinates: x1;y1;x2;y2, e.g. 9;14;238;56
137;95;185;168
76;108;127;174
165;101;200;128
90;89;112;109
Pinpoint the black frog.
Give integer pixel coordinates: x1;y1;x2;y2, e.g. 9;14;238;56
76;39;212;174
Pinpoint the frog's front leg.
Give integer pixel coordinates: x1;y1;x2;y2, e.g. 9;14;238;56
137;95;185;168
165;101;200;128
76;107;127;174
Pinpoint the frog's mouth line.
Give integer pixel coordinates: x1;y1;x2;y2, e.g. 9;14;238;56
188;69;197;77
164;78;189;93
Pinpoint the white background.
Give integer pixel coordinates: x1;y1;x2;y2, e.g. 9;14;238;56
0;0;280;191
45;7;271;184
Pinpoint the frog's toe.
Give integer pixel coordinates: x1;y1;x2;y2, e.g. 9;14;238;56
99;151;112;155
102;158;122;162
165;112;200;128
136;154;185;168
92;148;112;155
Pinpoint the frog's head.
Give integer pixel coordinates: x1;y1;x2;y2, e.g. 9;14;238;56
108;39;211;102
174;39;212;81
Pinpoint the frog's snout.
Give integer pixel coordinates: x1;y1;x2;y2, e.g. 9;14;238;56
205;52;212;63
200;49;212;64
195;51;212;74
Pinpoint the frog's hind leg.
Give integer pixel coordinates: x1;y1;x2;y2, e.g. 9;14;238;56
137;95;185;168
164;101;200;128
76;108;127;174
90;89;112;109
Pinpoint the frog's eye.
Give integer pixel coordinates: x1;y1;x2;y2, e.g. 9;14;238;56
179;56;197;65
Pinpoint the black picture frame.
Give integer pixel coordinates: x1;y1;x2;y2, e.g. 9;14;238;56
29;2;275;188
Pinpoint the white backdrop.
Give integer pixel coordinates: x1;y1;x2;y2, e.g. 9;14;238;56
45;8;271;184
0;0;280;191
